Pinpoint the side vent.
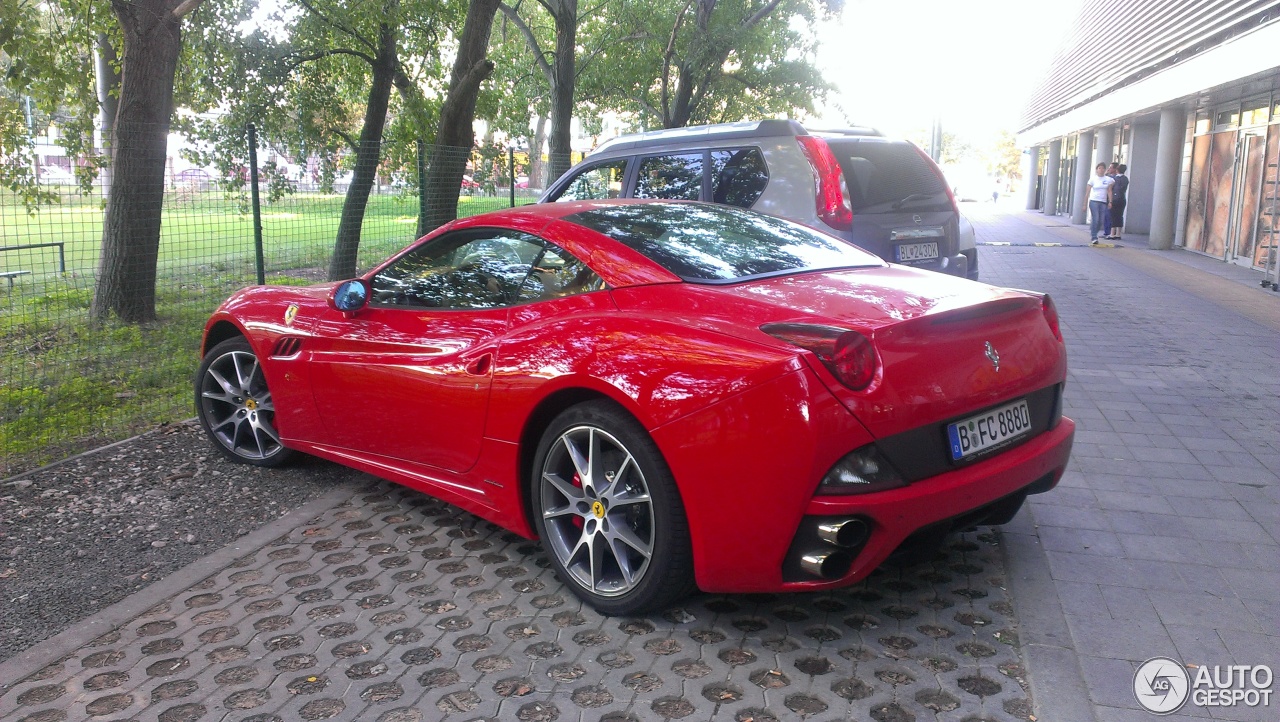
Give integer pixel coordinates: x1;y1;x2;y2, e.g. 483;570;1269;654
271;337;303;358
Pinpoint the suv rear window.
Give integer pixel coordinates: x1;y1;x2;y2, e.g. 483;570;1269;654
828;141;950;213
564;202;879;282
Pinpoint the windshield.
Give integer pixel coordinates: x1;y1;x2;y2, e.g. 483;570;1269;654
564;202;881;283
828;141;950;212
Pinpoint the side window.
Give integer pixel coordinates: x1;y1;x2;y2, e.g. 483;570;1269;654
710;148;768;208
552;159;628;201
517;246;607;303
635;153;703;200
370;230;545;310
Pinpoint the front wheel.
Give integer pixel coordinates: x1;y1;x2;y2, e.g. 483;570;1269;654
195;337;294;467
531;401;695;615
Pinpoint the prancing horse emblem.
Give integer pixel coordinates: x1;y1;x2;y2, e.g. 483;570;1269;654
984;341;1000;372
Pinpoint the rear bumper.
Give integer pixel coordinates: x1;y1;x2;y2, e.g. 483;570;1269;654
780;416;1074;592
896;252;968;278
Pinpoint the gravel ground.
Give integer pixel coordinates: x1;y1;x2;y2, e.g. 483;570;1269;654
0;420;363;662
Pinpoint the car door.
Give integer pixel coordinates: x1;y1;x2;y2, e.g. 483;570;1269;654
307;228;547;474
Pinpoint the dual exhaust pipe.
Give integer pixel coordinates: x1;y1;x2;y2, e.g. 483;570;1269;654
800;518;869;579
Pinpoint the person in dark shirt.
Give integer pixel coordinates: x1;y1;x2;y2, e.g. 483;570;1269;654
1108;164;1129;239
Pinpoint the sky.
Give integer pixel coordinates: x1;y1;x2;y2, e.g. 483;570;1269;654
811;0;1084;146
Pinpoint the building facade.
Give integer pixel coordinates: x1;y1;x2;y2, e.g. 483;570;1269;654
1018;0;1280;281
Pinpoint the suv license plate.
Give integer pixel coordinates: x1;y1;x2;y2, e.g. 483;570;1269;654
896;242;939;262
947;399;1032;460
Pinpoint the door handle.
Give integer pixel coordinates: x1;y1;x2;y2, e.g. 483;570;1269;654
466;354;492;376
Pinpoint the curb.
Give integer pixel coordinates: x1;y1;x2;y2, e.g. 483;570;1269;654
0;480;362;697
1000;504;1101;722
979;242;1069;247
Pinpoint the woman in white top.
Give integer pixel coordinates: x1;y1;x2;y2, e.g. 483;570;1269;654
1086;163;1114;244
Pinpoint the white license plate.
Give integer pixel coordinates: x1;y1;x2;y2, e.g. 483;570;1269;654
895;242;939;262
947;399;1032;460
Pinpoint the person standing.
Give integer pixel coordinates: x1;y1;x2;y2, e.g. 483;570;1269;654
1086;163;1114;244
1108;164;1129;239
1103;163;1119;238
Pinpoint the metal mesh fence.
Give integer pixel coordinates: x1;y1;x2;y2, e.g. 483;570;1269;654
1;127;560;475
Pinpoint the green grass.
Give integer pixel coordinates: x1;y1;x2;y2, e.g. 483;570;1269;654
0;187;538;476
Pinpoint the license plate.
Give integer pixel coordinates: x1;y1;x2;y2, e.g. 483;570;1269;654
947;399;1032;460
895;242;939;262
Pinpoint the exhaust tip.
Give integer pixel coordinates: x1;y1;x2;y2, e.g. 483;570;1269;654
800;550;853;579
817;518;869;548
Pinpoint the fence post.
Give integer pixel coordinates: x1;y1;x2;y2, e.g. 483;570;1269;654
417;140;428;238
509;147;516;208
247;123;265;285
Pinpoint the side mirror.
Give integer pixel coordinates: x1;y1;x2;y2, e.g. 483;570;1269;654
329;279;369;316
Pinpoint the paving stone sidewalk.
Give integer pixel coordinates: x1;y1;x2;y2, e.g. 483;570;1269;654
1;479;1033;722
968;202;1280;722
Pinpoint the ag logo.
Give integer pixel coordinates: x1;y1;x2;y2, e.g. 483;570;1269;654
1134;657;1190;714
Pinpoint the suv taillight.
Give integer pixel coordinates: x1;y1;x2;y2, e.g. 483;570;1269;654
796;136;853;232
762;323;878;391
910;143;959;213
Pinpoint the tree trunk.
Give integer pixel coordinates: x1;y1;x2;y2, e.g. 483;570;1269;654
327;12;400;281
545;0;577;183
420;0;501;233
92;0;183;323
530;114;547;187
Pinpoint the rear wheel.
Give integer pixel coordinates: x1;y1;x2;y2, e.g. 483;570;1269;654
531;401;694;615
195;337;294;467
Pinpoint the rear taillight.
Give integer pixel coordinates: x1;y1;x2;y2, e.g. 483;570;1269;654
910;143;959;213
1042;294;1063;342
762;323;878;391
795;136;853;231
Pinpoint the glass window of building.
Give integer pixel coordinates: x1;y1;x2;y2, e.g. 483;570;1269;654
1214;106;1240;130
1242;98;1269;126
1195;111;1211;135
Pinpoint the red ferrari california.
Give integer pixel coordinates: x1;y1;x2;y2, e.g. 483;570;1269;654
197;200;1074;614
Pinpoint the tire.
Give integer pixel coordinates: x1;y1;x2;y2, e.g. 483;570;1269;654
195;336;294;467
531;401;695;615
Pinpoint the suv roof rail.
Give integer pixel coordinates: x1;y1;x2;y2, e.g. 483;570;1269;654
592;119;808;155
809;126;883;137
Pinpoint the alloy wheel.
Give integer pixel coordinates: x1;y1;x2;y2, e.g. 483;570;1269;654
539;425;655;597
198;348;284;461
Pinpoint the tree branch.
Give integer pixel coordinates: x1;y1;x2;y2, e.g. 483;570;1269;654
743;0;783;27
575;33;647;79
498;3;553;83
285;47;378;69
295;0;378;53
661;0;694;125
171;0;204;19
334;128;358;152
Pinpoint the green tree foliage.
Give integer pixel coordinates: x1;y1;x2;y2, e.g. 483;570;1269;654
0;0;113;207
175;0;462;280
592;0;837;129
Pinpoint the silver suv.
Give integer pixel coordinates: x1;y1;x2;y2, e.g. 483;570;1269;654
540;120;974;279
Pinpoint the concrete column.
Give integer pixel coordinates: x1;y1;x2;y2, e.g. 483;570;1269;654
1071;130;1095;225
1125;121;1160;233
1094;126;1116;166
1149;106;1186;249
1023;146;1040;210
1043;139;1062;214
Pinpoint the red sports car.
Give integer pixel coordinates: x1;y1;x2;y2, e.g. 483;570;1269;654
197;200;1074;614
